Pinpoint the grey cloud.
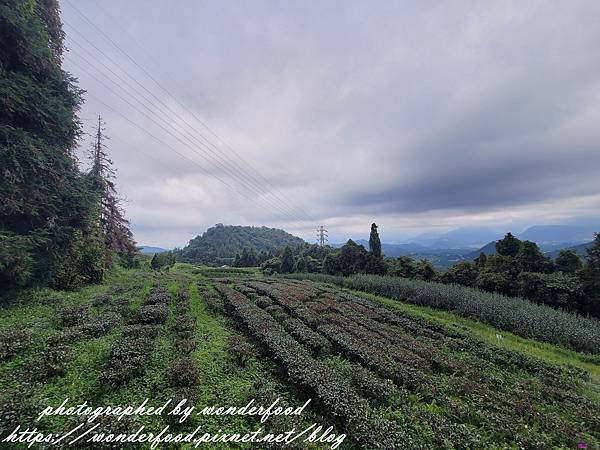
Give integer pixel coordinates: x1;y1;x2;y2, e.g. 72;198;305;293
61;0;600;247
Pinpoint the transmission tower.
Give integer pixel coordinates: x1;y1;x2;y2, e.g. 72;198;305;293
316;225;328;246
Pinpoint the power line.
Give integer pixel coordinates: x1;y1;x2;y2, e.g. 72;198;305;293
62;26;307;225
66;58;302;225
62;0;314;224
66;50;298;222
89;0;315;223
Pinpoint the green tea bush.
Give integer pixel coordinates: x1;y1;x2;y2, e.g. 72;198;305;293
0;329;32;361
50;312;120;343
283;274;600;354
175;338;197;355
58;305;90;327
203;291;225;313
133;304;168;325
169;357;199;387
349;363;397;402
29;344;72;378
215;283;405;449
92;293;112;306
102;337;154;385
227;335;256;367
122;324;161;339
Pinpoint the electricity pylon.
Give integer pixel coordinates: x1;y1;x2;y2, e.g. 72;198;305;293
316;225;328;246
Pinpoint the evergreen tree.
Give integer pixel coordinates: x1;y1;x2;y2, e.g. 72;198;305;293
88;117;136;266
496;232;521;257
369;223;382;258
0;0;103;289
150;253;160;270
150;251;176;271
415;259;436;281
555;249;583;273
516;240;552;273
322;252;341;275
440;261;478;286
281;246;295;273
581;233;600;314
365;254;387;275
394;256;418;278
474;252;487;268
338;240;368;276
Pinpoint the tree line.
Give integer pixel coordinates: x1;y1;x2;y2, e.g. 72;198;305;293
251;224;599;317
1;1;136;292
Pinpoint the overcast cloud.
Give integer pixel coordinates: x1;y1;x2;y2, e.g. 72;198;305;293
60;0;600;247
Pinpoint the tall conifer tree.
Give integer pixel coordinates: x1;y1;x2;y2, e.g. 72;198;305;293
369;223;382;258
89;117;136;267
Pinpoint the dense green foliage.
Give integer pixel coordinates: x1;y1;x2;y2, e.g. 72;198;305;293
282;272;600;354
368;223;381;258
438;232;599;316
261;224;387;277
177;224;304;265
150;250;176;271
0;0;135;291
1;0;90;289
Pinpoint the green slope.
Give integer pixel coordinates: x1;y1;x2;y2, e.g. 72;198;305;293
177;224;305;265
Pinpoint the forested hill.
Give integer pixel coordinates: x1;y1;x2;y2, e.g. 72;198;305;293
177;224;305;265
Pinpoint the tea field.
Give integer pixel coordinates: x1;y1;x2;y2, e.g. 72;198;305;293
0;265;598;449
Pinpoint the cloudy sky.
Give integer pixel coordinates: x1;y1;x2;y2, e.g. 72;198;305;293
60;0;600;247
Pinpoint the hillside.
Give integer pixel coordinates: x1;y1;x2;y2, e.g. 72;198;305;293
2;267;597;449
519;224;596;244
177;224;305;265
466;241;498;259
548;241;594;259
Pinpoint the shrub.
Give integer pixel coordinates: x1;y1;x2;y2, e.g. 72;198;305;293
0;329;32;361
122;324;161;339
30;344;72;378
227;335;256;367
169;357;199;387
133;304;168;325
82;312;120;337
144;291;170;305
255;295;274;308
176;338;198;355
58;305;90;327
92;293;112;306
204;292;225;313
50;312;120;343
173;315;196;333
102;337;154;385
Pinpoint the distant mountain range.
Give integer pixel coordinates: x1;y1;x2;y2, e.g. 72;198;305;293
139;246;168;254
332;240;472;268
547;242;593;259
464;225;597;260
406;224;597;250
335;222;597;268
